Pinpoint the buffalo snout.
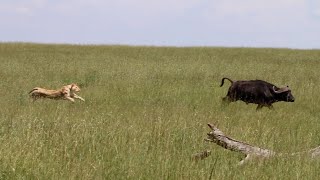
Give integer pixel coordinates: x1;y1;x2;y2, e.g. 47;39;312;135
287;93;295;102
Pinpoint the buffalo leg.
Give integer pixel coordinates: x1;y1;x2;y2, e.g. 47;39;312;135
256;104;264;110
222;96;233;103
267;105;274;110
222;97;232;106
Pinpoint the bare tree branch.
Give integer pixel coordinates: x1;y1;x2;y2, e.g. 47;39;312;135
193;123;320;165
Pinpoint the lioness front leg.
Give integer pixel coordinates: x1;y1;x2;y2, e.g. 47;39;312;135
73;93;85;101
65;97;75;102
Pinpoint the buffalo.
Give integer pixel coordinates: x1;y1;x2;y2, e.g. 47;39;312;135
220;77;295;110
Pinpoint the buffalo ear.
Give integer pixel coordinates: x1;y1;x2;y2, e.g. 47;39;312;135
272;86;278;93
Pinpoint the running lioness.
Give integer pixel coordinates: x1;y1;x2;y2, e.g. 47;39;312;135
29;83;85;102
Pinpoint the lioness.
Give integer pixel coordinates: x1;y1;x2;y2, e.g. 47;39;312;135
29;83;85;102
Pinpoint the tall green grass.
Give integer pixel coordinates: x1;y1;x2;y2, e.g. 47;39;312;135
0;43;320;179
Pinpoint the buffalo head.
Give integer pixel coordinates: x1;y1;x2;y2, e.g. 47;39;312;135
273;86;295;102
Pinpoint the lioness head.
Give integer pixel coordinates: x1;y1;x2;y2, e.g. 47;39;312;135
70;83;81;92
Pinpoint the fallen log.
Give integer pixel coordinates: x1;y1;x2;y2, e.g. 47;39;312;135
194;123;320;165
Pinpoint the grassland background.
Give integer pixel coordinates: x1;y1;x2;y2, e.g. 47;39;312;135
0;43;320;179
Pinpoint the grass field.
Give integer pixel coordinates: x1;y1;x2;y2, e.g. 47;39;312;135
0;43;320;179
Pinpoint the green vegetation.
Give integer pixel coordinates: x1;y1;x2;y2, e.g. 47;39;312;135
0;43;320;179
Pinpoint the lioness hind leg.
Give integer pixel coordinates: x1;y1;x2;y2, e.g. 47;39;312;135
29;93;38;102
32;97;38;102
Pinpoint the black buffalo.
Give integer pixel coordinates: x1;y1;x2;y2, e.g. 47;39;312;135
220;77;295;110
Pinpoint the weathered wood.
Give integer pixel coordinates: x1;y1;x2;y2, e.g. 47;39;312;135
206;123;276;157
309;146;320;158
193;123;320;164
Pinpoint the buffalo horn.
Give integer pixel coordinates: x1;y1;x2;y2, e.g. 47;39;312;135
273;86;289;93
